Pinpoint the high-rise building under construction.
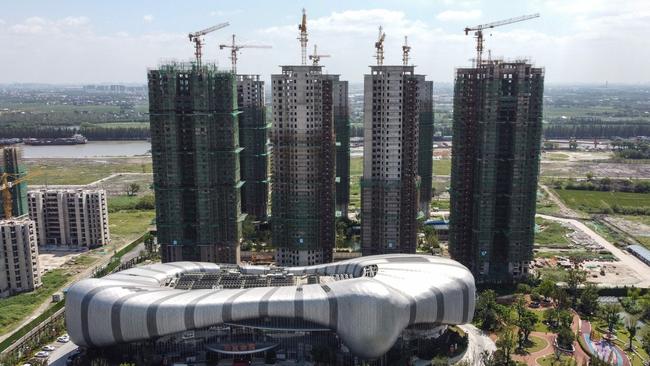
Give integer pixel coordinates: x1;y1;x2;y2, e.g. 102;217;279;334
237;75;269;221
148;62;244;264
449;60;544;283
0;147;28;219
361;65;421;255
416;77;434;217
323;75;350;218
271;65;336;266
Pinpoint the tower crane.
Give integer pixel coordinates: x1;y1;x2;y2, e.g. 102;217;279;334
219;34;272;74
375;26;386;66
402;36;411;66
308;45;330;66
188;22;229;66
1;172;34;219
464;13;539;66
298;8;308;65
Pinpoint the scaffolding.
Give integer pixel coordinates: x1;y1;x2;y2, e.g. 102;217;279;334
237;74;269;221
324;75;350;218
148;62;244;264
449;60;544;283
0;147;28;219
416;77;434;217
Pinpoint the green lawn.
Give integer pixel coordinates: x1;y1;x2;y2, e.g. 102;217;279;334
537;354;575;366
525;335;548;353
350;156;362;176
0;269;70;334
433;158;451;176
26;159;152;185
109;210;155;246
535;217;571;247
554;189;650;213
545;153;570;161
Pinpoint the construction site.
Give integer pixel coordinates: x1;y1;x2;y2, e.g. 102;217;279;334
360;28;424;256
449;14;545;283
148;61;244;264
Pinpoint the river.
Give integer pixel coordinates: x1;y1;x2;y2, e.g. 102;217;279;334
21;140;151;158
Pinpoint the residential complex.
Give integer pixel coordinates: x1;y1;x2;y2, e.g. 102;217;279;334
324;74;350;218
0;216;41;297
237;74;269;221
271;65;336;266
416;77;434;217
148;62;244;264
361;65;421;255
449;60;544;283
27;189;110;248
0;147;28;219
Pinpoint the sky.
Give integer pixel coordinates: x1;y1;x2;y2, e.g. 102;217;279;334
1;0;649;84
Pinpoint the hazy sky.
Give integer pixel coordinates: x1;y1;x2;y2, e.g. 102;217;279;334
1;0;648;84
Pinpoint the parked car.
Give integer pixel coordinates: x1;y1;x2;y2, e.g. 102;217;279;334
35;351;50;358
42;345;55;351
57;335;70;343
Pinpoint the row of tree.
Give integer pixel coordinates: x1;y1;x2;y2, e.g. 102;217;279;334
0;125;150;140
544;122;650;139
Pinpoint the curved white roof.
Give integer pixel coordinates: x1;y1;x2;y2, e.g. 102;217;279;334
65;254;475;358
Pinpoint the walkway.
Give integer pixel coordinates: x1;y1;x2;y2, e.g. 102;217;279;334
456;324;497;365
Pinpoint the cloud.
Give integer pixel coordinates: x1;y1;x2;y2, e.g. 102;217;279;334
143;14;154;23
436;9;482;22
209;10;242;17
10;16;90;35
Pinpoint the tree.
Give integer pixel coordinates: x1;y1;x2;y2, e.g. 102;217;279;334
585;172;594;181
421;225;439;251
579;283;600;316
495;326;517;365
599;303;622;337
566;268;587;307
642;327;650;356
431;356;448;366
126;183;141;196
475;290;508;331
335;219;349;249
516;283;532;294
517;310;538;350
624;314;641;351
556;326;575;349
537;279;556;301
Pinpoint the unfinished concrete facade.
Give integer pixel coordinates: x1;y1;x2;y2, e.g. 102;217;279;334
28;189;110;248
361;65;420;255
271;65;335;266
0;216;41;297
416;77;434;217
237;75;269;221
149;62;244;264
324;75;350;218
0;147;28;219
449;60;544;283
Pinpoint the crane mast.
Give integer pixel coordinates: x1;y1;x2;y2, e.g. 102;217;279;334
375;26;386;66
464;13;539;66
298;8;308;65
188;22;230;66
308;44;330;66
402;36;411;66
219;34;271;74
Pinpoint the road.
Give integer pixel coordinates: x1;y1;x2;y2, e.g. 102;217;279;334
538;214;650;288
455;324;497;364
47;340;78;366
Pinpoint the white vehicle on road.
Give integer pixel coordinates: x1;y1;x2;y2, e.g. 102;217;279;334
42;345;55;351
35;351;50;358
57;335;70;343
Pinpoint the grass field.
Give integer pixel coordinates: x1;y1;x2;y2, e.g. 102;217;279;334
0;269;70;335
554;189;650;213
90;121;149;128
545;153;570;161
109;210;155;246
535;217;571;247
350;156;362;176
4;103;121;113
433;158;451;176
25;158;152;185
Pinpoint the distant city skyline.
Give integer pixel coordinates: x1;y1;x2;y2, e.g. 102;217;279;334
1;0;649;84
